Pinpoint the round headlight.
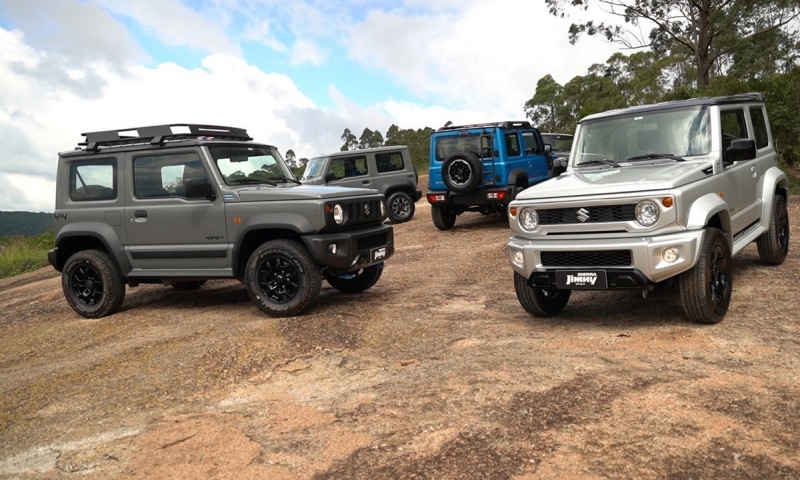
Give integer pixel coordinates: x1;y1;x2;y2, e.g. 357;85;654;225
519;207;539;231
635;200;659;226
333;204;345;224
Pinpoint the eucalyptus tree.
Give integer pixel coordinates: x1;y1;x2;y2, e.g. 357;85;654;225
546;0;800;87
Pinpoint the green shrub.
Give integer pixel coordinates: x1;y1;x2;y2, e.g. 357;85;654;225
0;230;55;279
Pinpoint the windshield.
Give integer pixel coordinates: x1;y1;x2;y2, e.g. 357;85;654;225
573;106;710;167
209;145;295;185
302;157;326;179
541;134;573;153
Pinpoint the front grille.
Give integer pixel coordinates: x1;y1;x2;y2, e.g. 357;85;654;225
357;233;388;251
347;198;384;223
538;205;636;225
541;250;632;267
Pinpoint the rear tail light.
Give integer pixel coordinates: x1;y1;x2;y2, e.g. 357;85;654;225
486;191;506;200
427;193;446;203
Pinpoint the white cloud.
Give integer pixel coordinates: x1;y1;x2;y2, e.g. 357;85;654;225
345;0;620;118
92;0;240;57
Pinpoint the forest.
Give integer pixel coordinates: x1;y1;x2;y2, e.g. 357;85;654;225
0;211;53;238
319;0;800;177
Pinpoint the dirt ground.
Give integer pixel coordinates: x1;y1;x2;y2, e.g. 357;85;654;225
1;193;799;480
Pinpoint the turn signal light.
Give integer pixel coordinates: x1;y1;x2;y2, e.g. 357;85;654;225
662;197;674;208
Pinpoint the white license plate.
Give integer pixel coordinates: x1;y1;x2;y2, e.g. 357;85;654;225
370;246;387;263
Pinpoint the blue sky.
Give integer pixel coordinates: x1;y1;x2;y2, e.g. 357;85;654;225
0;0;620;212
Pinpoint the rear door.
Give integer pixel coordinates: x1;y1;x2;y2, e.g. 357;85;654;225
123;149;229;272
324;153;372;190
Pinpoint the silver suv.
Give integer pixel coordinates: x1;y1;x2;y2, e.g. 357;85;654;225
300;146;421;223
48;124;394;318
507;93;789;324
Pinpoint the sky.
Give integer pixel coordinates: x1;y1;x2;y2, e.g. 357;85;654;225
0;0;621;213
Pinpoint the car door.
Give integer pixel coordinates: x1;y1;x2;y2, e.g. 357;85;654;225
719;107;761;235
123;149;229;272
520;130;550;182
325;154;371;190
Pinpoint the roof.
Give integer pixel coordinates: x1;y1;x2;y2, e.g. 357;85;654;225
579;92;766;123
435;121;533;132
314;145;409;158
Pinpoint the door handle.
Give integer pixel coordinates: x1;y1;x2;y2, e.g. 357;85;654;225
362;180;370;185
134;210;147;218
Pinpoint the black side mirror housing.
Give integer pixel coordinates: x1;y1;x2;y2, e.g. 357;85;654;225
725;138;756;165
325;172;337;183
185;177;215;200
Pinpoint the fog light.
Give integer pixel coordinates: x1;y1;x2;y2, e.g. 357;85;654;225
662;247;679;263
514;251;524;265
329;243;338;255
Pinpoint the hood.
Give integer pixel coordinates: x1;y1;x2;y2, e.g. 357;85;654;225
236;184;378;202
518;161;712;201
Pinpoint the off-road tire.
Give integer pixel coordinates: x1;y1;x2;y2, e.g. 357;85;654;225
386;191;415;223
324;265;383;293
62;249;125;319
171;280;207;291
432;204;457;231
244;239;321;317
442;151;482;193
679;228;732;324
756;194;789;265
514;272;571;317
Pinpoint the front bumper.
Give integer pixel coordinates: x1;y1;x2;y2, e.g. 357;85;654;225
303;223;394;275
506;229;706;289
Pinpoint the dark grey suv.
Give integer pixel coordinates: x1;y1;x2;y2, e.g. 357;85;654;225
49;124;395;319
300;146;421;223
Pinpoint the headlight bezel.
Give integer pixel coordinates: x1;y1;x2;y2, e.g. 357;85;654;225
332;203;345;225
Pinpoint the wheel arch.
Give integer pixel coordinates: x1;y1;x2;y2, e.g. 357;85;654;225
53;223;130;274
506;168;529;188
686;193;732;246
233;227;304;278
759;166;789;223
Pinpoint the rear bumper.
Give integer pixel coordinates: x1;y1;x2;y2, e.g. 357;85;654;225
426;187;514;206
303;223;394;274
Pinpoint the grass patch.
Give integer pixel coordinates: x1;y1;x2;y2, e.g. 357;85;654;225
0;230;54;279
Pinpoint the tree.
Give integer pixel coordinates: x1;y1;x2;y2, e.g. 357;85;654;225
340;128;358;151
524;75;566;131
547;0;800;87
285;149;297;169
358;128;384;149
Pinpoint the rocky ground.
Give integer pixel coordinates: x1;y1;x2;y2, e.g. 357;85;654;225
1;194;799;479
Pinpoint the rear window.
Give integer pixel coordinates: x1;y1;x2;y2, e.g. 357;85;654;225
69;159;117;201
434;134;492;161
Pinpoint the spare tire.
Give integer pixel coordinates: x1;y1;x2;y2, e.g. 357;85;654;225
442;151;482;193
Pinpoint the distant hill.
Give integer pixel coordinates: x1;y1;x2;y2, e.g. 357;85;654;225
0;211;54;237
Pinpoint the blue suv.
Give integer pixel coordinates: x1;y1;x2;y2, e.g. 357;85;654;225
427;121;553;230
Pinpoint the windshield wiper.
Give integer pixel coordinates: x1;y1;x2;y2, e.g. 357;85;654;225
229;178;277;186
267;176;302;185
625;153;685;162
577;159;620;168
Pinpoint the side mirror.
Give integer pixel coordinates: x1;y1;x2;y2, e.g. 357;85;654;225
185;177;215;200
325;172;337;183
543;143;552;154
725;138;756;164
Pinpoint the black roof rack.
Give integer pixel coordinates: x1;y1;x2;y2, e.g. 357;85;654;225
79;124;252;151
437;121;532;132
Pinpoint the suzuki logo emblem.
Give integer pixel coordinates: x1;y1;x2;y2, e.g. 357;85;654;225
577;208;590;222
364;204;370;216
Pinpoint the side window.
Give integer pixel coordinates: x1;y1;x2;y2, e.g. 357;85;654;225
376;152;404;173
133;153;205;199
522;132;540;154
749;107;769;149
720;109;748;151
329;155;368;179
69;159;117;201
505;133;521;156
